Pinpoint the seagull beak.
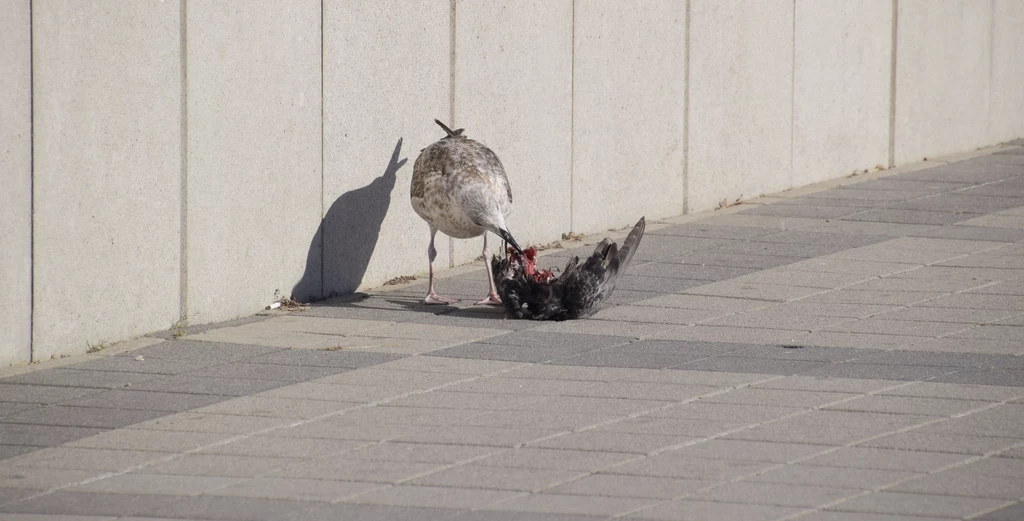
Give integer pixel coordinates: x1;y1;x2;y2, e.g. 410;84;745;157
498;229;523;255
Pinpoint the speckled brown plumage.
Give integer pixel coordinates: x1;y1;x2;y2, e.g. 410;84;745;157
411;119;522;305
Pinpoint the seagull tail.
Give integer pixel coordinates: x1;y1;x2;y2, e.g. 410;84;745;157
434;119;465;138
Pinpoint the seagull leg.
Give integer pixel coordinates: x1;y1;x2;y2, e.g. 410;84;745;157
476;233;503;305
424;227;458;305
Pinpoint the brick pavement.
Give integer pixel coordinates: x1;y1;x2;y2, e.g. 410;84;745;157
1;143;1024;520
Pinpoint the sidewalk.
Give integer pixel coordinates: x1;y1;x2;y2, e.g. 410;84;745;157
1;143;1023;521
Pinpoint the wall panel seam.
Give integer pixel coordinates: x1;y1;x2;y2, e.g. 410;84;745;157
320;0;325;298
29;0;35;361
448;0;456;267
569;0;575;230
682;0;690;215
888;0;898;167
789;0;796;188
179;0;189;321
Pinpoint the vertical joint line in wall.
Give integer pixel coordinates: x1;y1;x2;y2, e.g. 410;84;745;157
320;0;325;298
569;0;575;230
888;0;898;168
448;0;456;267
29;0;35;360
682;0;690;216
789;0;796;186
988;0;994;138
178;0;189;321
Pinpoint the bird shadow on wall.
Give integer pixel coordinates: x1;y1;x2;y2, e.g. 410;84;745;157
291;138;406;302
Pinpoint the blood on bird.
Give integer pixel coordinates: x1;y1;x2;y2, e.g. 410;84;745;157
508;246;555;284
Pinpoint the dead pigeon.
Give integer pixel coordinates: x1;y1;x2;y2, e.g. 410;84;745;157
492;217;646;320
411;119;523;305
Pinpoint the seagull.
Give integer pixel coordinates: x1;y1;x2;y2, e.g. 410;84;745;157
491;217;646;320
411;119;523;305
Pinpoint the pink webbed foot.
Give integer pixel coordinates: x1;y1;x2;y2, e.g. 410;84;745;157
475;294;503;306
424;292;459;305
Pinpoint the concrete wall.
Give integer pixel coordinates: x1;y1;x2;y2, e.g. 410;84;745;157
792;0;892;185
572;0;686;231
687;0;794;212
0;0;32;365
318;0;452;298
3;1;1024;364
894;0;993;164
185;0;322;324
30;1;183;359
452;0;573;266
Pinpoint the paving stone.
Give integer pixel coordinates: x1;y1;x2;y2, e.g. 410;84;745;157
1;406;165;430
889;467;1024;499
200;435;365;459
675;356;829;376
795;331;927;349
651;402;803;423
445;377;600;397
799;362;953;381
135;495;312;520
912;224;1024;242
0;423;107;447
382;391;544;411
824;319;969;337
0;467;103;490
847;179;970;193
547;474;708;499
802;221;938;238
394;426;563;448
802;290;943;307
900;339;1024;356
127;375;288;396
859;350;1024;370
126;412;292;434
845;277;988;293
345;485;521;510
57;389;226;412
127;340;283;361
729;269;872;289
741;203;865;219
772;302;901;318
0;492;177;517
193;396;357;419
68;356;214;375
529;430;696;454
753;376;903;394
823;247;961;265
662;251;806;269
316;367;469;390
625;500;801;521
882;381;1024;402
859;430;1019;455
248;350;404;369
270;455;442;484
552;340;743;370
0;369;156;390
842;208;978;225
530;318;678;339
649;325;811;346
687;281;826;302
974;502;1024;521
330;442;487;466
770;258;917;276
606;455;771;481
871;306;1016;324
702;388;859;408
327;406;486;427
631;294;769;312
69;473;242;496
828;491;1005;519
727;345;870;362
802;447;969;473
474;448;636;472
591;306;724;326
714;241;849;259
189;362;352;382
628;263;755;281
564;381;719;402
825;395;990;416
751;464;919;490
614;275;708;294
207;476;381;502
692;480;856;507
897;163;1023;183
409;465;584;492
255;381;403;403
727;410;932;445
696;214;825;231
669;439;828;463
4;447;170;471
648;223;776;240
704;311;854;331
617;368;771;386
893;194;1024;214
484;494;656;516
458;410;619;431
0;384;106;406
0;445;38;460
